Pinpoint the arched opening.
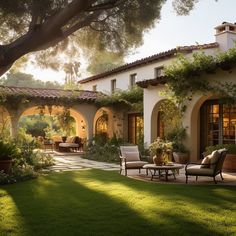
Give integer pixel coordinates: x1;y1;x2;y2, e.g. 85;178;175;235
151;99;180;142
93;107;113;138
95;113;108;137
20;105;87;140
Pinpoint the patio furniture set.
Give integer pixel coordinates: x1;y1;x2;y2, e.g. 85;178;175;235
119;145;228;183
42;136;84;152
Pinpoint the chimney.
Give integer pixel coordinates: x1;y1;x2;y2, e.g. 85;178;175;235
215;22;236;51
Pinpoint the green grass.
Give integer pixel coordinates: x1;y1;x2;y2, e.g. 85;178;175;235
0;170;236;236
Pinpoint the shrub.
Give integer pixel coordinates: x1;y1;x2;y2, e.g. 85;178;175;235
0;140;20;161
84;135;125;163
204;144;236;156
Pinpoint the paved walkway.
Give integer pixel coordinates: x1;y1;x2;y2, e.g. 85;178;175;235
45;152;236;185
45;152;119;172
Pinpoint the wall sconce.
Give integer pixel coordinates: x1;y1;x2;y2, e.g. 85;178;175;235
81;120;85;131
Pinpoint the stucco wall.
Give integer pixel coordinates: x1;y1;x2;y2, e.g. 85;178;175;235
144;68;236;161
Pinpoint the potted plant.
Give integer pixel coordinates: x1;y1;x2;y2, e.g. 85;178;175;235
0;140;19;174
149;138;173;165
204;144;236;172
166;127;189;164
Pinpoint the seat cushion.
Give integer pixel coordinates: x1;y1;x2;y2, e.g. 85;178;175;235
124;151;140;161
59;143;79;148
123;161;148;168
201;155;211;168
186;165;214;175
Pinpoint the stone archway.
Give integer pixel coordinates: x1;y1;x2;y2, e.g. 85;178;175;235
20;105;88;139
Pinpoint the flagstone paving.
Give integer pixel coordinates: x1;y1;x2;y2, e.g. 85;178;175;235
45;151;236;185
45;152;120;172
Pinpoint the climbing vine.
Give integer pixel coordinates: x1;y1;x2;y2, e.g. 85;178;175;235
96;86;143;112
164;46;236;107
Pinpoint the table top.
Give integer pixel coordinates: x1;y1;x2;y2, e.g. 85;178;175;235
143;163;183;170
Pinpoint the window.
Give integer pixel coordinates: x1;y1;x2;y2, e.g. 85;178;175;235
130;73;137;87
128;113;144;144
92;85;97;91
154;66;164;78
200;100;236;153
111;79;116;93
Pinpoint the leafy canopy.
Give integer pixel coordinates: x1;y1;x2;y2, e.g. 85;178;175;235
0;0;199;76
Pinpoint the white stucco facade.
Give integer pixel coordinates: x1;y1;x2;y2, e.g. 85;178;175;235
79;22;236;161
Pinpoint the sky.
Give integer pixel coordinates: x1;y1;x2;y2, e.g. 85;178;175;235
25;0;236;83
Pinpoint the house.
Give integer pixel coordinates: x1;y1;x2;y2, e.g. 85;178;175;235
79;22;236;161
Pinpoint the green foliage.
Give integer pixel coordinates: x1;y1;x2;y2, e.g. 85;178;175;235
84;135;125;163
149;138;173;157
0;70;62;89
164;47;236;105
97;86;143;111
0;130;54;184
0;0;168;73
165;126;187;152
0;140;20;160
204;144;236;156
87;50;124;75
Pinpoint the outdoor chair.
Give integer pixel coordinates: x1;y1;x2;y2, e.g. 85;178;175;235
119;145;148;176
185;148;228;184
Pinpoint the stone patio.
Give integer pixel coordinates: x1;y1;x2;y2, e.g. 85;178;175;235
45;152;236;186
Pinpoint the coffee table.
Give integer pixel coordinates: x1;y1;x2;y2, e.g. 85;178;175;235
143;163;184;181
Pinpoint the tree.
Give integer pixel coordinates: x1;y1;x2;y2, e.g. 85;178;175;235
87;50;124;75
0;70;62;89
0;0;170;77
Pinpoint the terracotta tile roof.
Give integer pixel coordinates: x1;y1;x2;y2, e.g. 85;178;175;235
79;42;219;84
136;76;168;88
0;86;100;101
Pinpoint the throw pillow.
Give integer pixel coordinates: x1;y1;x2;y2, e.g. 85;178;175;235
200;155;211;168
210;150;220;169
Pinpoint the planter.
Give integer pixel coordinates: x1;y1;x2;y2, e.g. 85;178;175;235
153;154;164;166
173;152;189;164
223;154;236;172
0;160;12;174
61;136;67;143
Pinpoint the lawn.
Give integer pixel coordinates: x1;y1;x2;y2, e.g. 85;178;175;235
0;170;236;236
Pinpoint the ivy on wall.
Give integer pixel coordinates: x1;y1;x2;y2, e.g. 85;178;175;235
96;86;143;112
164;46;236;107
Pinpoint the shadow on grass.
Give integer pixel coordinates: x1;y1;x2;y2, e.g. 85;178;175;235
1;170;235;236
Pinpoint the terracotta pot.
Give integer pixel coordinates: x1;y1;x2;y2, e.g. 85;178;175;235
173;152;189;164
223;154;236;173
153;154;164;166
0;160;12;174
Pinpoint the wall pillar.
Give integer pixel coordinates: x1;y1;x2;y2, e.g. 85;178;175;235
9;113;20;138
